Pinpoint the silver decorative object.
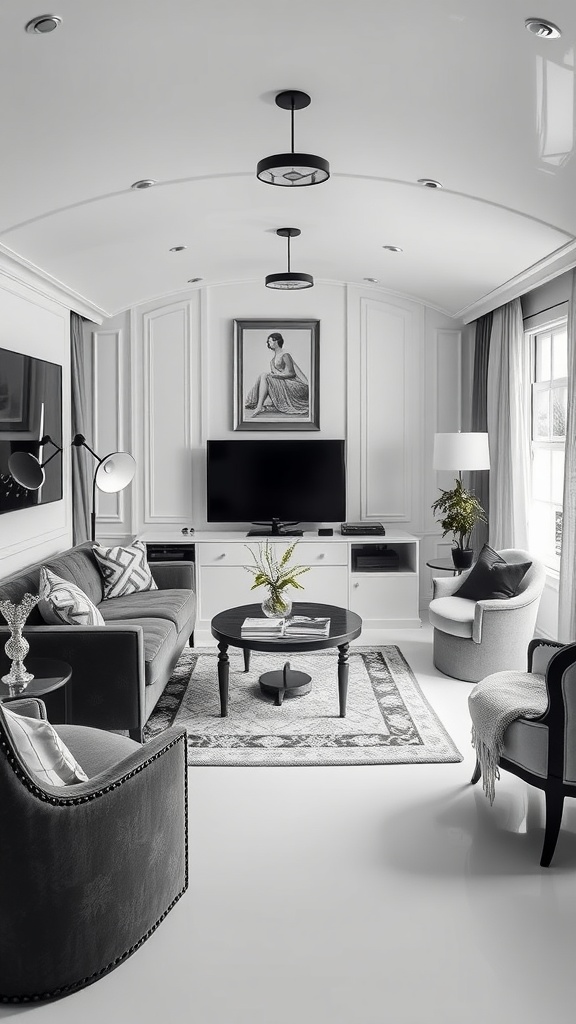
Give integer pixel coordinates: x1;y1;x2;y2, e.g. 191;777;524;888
0;593;40;694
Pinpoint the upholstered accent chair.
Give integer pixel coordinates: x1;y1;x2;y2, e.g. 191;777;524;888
0;698;188;1002
471;639;576;867
429;549;546;682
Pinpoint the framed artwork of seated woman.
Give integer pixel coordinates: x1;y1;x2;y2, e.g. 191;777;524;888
233;319;320;431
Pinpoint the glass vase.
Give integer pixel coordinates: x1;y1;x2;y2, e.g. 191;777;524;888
261;592;292;618
0;593;41;694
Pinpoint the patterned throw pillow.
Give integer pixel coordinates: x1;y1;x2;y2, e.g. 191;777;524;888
92;539;158;600
1;705;89;786
38;566;105;626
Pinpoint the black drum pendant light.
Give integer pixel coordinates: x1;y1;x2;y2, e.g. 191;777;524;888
257;91;330;187
265;228;314;290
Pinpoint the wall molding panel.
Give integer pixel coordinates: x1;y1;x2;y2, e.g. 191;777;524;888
91;328;124;528
142;302;193;525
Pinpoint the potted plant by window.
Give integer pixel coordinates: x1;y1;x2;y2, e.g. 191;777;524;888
244;541;309;616
431;478;488;569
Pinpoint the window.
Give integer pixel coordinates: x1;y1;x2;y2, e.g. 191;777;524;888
528;320;567;571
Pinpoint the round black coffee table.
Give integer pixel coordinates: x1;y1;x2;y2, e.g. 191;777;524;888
211;602;363;717
0;657;72;720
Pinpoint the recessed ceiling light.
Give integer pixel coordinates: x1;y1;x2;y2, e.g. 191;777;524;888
417;178;443;189
382;245;403;252
131;179;157;190
25;14;62;34
187;278;203;284
525;18;561;38
169;246;187;252
364;277;380;284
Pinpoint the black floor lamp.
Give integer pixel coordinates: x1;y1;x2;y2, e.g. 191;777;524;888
72;434;136;542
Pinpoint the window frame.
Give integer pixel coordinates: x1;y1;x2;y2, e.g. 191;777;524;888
527;316;568;574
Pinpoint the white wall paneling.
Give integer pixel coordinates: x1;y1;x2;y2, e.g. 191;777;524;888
359;296;424;522
91;329;124;529
142;303;193;525
90;280;464;610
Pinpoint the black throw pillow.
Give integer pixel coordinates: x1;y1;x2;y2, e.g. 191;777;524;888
454;544;532;601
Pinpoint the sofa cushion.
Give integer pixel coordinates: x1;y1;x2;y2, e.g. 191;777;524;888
38;567;105;626
1;705;89;786
429;595;476;638
93;540;158;600
97;589;194;634
0;543;103;624
455;544;531;601
115;617;177;687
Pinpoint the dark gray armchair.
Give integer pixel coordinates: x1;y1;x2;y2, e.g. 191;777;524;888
0;698;188;1002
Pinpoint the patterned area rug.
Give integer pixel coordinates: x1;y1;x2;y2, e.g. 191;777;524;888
144;645;462;767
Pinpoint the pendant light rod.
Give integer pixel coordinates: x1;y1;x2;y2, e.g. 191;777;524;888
265;227;314;290
256;90;330;187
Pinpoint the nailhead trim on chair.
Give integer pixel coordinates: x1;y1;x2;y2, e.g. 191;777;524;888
0;731;189;1003
0;723;184;805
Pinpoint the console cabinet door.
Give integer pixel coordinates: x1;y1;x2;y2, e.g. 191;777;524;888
197;565;348;622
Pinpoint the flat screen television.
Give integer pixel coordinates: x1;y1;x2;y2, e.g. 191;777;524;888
0;347;62;515
207;439;346;535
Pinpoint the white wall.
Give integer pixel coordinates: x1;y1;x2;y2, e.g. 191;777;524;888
0;258;72;578
87;280;463;604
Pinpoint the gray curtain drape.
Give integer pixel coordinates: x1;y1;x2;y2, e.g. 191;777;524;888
468;312;492;552
486;298;531;550
558;269;576;641
70;313;91;545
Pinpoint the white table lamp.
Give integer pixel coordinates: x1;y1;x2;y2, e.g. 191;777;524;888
433;432;490;481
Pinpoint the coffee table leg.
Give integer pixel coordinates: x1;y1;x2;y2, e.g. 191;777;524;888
337;643;349;718
218;642;230;717
243;648;251;672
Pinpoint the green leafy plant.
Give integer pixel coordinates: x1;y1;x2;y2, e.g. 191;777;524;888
244;540;309;613
431;478;488;550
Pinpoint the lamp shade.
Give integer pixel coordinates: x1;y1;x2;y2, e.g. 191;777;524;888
433;432;490;471
95;452;136;493
8;451;45;490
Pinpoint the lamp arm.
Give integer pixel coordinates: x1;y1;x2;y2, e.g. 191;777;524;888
72;433;100;462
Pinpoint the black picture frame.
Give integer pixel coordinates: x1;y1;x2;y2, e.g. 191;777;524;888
233;319;320;431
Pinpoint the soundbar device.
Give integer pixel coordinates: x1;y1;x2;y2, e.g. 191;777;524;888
340;522;386;536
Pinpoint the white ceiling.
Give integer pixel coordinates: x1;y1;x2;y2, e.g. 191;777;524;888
1;0;576;320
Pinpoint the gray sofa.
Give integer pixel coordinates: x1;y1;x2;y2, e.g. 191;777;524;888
0;542;196;741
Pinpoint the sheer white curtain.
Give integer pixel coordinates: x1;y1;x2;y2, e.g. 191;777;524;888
486;298;531;550
558;269;576;641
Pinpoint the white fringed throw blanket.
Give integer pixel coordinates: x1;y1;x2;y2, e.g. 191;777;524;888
468;671;548;804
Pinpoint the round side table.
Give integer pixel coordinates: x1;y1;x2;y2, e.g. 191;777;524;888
426;557;474;577
0;657;72;722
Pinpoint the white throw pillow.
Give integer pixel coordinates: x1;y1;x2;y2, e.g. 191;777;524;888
92;539;158;600
1;705;89;786
38;566;105;626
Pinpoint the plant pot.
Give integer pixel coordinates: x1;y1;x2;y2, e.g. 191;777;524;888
451;547;474;570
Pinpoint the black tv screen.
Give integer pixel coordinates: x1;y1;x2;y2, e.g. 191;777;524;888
207;439;346;527
0;348;62;515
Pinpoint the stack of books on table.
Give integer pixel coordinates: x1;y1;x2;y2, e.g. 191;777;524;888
282;616;331;638
240;617;285;638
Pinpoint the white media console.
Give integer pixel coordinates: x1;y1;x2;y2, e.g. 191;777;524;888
141;530;421;645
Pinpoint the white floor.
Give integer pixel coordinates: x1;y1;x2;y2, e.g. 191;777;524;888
4;626;576;1023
